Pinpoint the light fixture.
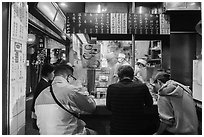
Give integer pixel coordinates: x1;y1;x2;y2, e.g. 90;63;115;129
61;34;66;40
195;20;202;35
59;2;67;7
37;2;57;21
76;33;88;44
139;6;143;14
97;4;101;13
37;2;70;40
102;8;107;12
27;47;35;54
27;34;36;44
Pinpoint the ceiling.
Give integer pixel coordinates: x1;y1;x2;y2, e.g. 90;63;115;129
57;2;85;15
28;2;201;42
56;2;163;15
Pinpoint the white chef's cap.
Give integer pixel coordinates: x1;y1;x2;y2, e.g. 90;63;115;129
118;53;126;58
136;59;147;66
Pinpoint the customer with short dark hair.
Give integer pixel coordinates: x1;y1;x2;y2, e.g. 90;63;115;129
153;72;198;135
106;65;153;135
34;64;96;135
31;64;55;130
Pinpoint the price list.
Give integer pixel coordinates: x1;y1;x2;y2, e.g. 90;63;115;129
66;13;167;35
67;13;110;34
9;2;28;134
128;14;160;34
110;13;127;34
160;14;170;34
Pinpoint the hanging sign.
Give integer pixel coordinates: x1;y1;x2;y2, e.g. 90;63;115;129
110;13;127;34
67;13;110;34
66;13;169;35
160;14;170;34
127;14;160;34
82;43;101;68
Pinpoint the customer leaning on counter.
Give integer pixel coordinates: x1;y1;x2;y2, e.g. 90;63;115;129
153;72;198;135
106;65;153;135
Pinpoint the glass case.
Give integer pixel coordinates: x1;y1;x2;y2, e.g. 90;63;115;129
94;68;110;99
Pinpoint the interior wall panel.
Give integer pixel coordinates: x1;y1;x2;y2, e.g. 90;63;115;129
170;33;196;88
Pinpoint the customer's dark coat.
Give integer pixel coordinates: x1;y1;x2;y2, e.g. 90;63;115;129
106;79;153;135
31;78;51;112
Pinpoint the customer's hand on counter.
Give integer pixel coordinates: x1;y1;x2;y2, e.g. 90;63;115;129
88;95;95;99
153;132;158;135
77;88;89;96
70;80;90;96
70;79;83;87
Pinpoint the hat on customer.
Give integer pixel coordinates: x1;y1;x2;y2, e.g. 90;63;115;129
154;72;170;83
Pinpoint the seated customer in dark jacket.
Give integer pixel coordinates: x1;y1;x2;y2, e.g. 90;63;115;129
31;64;55;130
106;65;153;135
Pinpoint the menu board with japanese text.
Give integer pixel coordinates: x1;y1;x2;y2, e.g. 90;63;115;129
67;13;110;34
193;60;202;102
128;14;160;34
160;14;170;34
110;13;127;34
9;2;28;134
66;13;169;35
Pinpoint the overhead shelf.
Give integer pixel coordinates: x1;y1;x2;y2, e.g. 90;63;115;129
28;2;71;42
28;20;66;45
148;59;161;61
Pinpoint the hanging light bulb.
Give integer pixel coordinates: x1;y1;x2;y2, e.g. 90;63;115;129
27;47;35;54
139;6;143;14
27;34;36;44
97;4;101;13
